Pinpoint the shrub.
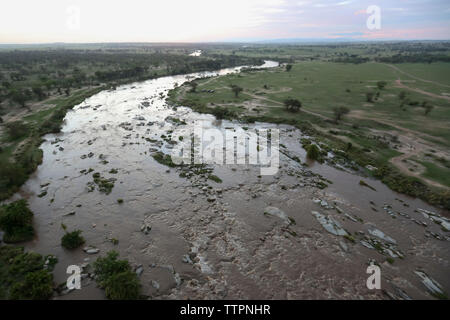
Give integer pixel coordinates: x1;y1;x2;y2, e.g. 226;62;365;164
377;81;387;90
306;144;320;161
93;251;130;285
211;106;237;120
283;98;302;112
61;230;85;249
93;251;141;300
152;152;177;167
0;246;54;300
0;161;28;200
332;106;350;122
5;121;28;140
208;175;223;183
10;270;53;300
104;271;140;300
0;199;34;243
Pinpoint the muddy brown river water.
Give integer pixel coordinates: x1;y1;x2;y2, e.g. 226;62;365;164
10;61;449;300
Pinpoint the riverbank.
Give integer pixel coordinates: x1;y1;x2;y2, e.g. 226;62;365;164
166;62;450;210
0;86;108;201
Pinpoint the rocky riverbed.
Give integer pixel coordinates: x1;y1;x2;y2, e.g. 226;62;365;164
10;62;449;300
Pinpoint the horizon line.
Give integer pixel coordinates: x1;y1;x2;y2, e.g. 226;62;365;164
1;39;450;46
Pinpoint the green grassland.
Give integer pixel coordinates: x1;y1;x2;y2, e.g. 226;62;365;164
172;62;450;145
419;160;450;187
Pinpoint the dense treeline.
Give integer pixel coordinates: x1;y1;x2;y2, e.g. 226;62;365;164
375;53;450;63
0;49;262;110
332;56;370;64
207;41;450;64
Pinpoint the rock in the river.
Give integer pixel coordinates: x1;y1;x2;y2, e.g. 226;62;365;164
83;246;100;255
135;265;143;276
264;207;290;224
415;270;447;298
311;211;348;236
151;280;160;290
182;254;193;264
312;198;333;209
441;221;450;232
141;223;152;235
339;241;349;252
368;227;397;245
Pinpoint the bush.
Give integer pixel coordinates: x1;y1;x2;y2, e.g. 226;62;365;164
5;121;28;140
93;251;141;300
0;199;34;243
152;152;177;168
104;271;141;300
0;161;28;199
283;98;302;112
208;175;223;183
332;106;350;122
61;230;85;249
0;246;54;300
306;144;320;161
377;81;387;90
10;270;53;300
373;165;450;210
211;106;237;120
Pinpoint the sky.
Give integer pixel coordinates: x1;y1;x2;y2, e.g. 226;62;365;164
0;0;449;43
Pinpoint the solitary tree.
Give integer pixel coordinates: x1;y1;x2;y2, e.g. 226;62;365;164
398;91;406;100
283;98;302;112
189;82;198;93
332;106;350;122
306;144;320;161
231;85;243;98
377;81;387;90
366;92;374;103
286;64;293;72
423;102;434;116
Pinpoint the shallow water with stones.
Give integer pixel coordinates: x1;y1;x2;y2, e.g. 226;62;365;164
10;61;449;300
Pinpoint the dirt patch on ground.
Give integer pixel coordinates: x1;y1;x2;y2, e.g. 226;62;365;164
394;80;450;102
385;64;450;89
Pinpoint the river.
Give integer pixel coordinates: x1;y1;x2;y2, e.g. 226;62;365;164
13;61;449;300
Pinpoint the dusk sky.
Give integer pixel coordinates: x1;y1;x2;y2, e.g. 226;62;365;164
1;0;449;43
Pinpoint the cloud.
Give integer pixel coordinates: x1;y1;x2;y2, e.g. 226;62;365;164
0;0;449;43
336;1;352;6
331;31;364;36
